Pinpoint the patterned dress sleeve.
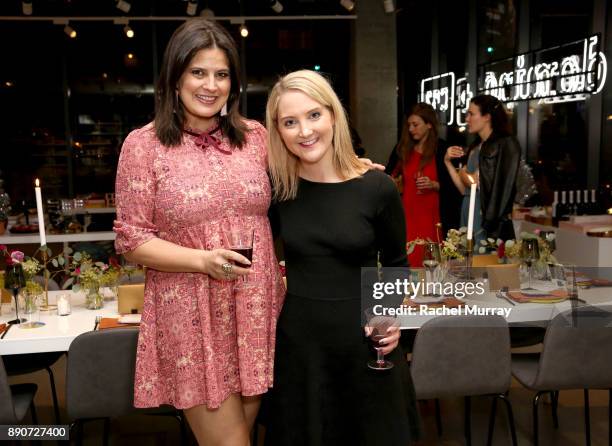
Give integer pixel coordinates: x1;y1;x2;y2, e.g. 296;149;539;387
113;128;159;254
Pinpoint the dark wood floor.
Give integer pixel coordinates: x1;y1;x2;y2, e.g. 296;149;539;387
8;354;611;445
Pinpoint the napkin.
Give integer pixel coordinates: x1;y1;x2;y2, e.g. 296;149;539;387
98;317;140;330
507;289;568;304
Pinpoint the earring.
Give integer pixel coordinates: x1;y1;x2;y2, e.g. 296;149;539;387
221;103;228;116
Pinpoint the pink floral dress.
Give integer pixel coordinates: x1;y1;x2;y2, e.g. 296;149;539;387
114;120;285;410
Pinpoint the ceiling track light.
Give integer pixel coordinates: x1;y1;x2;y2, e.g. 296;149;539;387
340;0;355;12
239;24;249;38
383;0;395;13
22;1;32;16
116;0;131;14
270;0;283;13
64;24;77;38
124;24;134;38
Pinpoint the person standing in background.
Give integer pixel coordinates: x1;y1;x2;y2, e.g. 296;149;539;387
391;103;441;266
464;95;520;241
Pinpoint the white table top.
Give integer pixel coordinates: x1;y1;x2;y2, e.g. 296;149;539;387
396;282;612;328
0;290;121;355
1;285;611;355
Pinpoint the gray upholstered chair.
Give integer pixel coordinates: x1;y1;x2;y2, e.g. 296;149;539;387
66;328;187;445
410;315;517;446
512;305;612;446
0;354;38;425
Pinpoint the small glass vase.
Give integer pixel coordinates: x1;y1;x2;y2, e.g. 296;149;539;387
85;285;104;310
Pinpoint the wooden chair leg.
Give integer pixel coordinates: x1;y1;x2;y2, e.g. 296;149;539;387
464;396;472;446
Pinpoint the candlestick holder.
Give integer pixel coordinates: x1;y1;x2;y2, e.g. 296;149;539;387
464;239;474;280
38;248;57;312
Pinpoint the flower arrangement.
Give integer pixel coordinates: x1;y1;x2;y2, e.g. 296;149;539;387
502;231;557;265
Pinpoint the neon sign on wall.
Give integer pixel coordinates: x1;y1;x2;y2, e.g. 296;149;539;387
419;35;607;125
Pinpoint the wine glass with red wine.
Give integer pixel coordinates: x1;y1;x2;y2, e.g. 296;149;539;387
224;228;254;281
364;308;399;371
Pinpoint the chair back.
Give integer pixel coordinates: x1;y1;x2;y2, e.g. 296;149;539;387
0;358;17;424
66;328;139;420
534;305;612;390
411;315;511;399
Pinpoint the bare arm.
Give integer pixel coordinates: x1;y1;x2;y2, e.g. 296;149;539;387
444;146;466;195
124;238;250;280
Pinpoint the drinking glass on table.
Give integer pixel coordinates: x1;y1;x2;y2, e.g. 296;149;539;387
520;238;540;290
364;308;399;371
423;242;442;297
224;228;254;281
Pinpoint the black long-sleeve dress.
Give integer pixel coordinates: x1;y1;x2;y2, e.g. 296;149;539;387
264;170;420;446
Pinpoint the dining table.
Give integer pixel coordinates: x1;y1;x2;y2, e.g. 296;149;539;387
0;290;122;355
1;282;612;355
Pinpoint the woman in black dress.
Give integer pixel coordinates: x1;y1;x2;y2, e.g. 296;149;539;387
264;70;419;445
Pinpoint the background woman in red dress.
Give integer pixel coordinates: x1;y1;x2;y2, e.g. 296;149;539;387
392;103;441;266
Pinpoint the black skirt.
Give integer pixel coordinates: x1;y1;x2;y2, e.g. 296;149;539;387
262;294;421;446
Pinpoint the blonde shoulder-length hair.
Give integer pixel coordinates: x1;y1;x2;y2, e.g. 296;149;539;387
266;70;364;201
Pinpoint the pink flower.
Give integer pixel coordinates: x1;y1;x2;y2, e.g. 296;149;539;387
10;250;24;265
75;267;81;275
534;229;541;235
0;244;7;253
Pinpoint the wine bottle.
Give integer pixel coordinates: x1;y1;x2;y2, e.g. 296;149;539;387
591;189;599;215
551;190;559;225
558;191;570;221
583;190;590;215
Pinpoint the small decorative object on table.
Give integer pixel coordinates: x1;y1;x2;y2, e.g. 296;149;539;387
1;248;27;325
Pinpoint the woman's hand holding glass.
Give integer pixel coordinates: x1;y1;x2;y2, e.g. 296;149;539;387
201;249;251;281
415;174;437;192
445;146;465;163
364;322;401;356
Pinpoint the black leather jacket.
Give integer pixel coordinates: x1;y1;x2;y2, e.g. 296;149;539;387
479;134;521;241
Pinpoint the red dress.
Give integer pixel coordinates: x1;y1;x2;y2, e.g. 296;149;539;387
400;151;440;267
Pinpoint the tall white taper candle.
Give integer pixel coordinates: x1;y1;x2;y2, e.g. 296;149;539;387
466;175;477;242
34;178;46;247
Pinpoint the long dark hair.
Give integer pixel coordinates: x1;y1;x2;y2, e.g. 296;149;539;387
155;19;247;147
468;94;511;150
395;103;439;171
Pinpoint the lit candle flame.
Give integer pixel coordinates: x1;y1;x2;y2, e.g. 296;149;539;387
35;178;40;187
608;208;612;215
466;174;475;184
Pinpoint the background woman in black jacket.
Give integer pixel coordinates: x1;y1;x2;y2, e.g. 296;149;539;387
466;95;521;241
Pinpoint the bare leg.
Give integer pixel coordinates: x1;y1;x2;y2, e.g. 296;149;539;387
184;393;250;446
242;394;262;432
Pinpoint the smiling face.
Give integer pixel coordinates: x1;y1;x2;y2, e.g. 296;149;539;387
177;47;231;131
466;102;491;135
407;114;432;143
276;90;335;171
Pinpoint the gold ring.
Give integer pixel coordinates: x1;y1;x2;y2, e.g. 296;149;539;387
221;263;233;275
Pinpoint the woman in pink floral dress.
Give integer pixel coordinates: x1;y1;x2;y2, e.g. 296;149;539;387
113;19;285;445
